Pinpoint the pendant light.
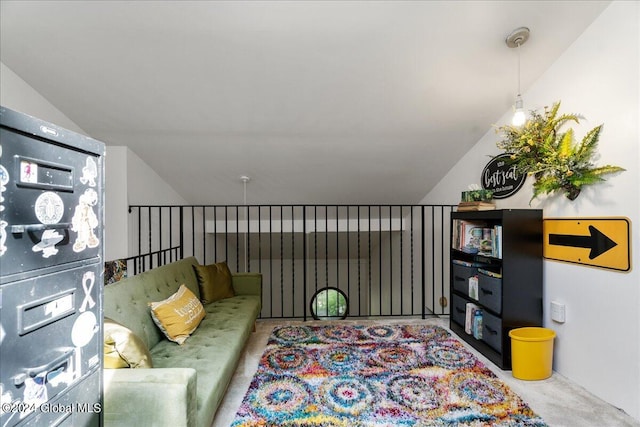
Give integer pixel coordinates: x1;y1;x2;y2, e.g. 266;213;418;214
506;27;530;126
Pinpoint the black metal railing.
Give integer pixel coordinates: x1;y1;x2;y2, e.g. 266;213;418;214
122;246;182;276
126;204;456;319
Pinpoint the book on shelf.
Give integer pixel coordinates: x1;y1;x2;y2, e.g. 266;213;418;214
472;309;483;339
478;268;502;279
468;275;479;299
494;225;502;259
457;201;496;211
452;219;502;259
452;259;477;267
465;302;480;334
452;220;486;253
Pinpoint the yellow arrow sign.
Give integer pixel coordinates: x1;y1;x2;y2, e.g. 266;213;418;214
543;217;631;271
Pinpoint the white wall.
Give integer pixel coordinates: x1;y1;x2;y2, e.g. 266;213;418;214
1;61;189;262
125;148;186;205
104;146;188;261
0;63;87;135
422;1;640;420
104;146;128;260
124;148;188;259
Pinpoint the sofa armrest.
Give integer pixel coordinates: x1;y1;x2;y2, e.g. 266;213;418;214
232;273;262;296
103;368;197;427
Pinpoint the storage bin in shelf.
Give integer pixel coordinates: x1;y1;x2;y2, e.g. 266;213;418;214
477;269;502;314
451;294;467;326
482;311;502;352
451;260;488;297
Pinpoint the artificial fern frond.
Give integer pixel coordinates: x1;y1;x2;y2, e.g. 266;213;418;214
530;175;561;204
558;129;575;158
546;102;561;122
567;174;605;187
576;125;603;162
553;113;580;130
532;175;562;192
543;131;555;148
590;165;626;176
543;102;579;129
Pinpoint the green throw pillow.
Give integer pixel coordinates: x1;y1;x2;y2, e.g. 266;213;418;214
104;317;153;368
193;261;235;304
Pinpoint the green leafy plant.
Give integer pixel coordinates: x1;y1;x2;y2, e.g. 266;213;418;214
495;101;625;202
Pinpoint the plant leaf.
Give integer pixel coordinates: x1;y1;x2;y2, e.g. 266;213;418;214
553;113;580;130
590;165;626;176
558;129;575;158
576;125;602;162
568;175;604;187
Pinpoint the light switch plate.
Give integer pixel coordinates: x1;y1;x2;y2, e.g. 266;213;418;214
550;301;566;323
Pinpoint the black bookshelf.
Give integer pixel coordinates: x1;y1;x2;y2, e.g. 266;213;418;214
449;209;543;369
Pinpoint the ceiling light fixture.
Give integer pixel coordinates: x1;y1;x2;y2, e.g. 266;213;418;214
240;175;251;205
506;27;530;127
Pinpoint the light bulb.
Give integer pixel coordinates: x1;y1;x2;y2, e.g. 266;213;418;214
512;109;526;126
512;94;526;126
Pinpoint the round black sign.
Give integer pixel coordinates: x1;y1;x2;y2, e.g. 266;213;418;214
481;154;526;199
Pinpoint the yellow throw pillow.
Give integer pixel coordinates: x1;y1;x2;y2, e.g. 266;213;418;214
192;261;235;304
149;285;206;345
104;317;153;368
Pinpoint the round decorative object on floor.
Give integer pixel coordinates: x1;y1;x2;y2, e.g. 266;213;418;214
310;287;349;320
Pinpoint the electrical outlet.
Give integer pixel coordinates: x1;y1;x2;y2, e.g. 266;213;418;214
550;301;566;323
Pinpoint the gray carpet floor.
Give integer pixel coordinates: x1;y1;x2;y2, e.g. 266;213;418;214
211;318;639;427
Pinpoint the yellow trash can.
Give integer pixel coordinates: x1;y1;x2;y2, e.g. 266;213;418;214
508;327;556;380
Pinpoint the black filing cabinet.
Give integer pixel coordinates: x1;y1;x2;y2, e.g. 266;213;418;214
0;107;104;426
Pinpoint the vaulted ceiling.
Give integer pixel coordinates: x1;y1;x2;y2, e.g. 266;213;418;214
0;1;610;204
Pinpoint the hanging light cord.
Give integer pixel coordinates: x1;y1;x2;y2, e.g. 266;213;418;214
242;177;249;272
506;27;529;126
243;179;248;206
517;40;521;96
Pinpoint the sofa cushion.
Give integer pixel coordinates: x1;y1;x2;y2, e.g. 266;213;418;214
149;285;206;345
102;257;263;427
104;317;153;368
150;294;261;427
103;257;202;351
192;261;235;303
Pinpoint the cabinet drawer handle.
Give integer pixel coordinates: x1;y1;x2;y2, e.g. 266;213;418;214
484;325;498;335
11;223;72;234
454;276;466;282
480;288;493;295
455;307;465;314
13;347;74;385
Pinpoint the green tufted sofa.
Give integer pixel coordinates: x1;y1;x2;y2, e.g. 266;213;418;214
102;256;262;427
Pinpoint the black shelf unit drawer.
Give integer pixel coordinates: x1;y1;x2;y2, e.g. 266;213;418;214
478;271;502;314
449;209;543;370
